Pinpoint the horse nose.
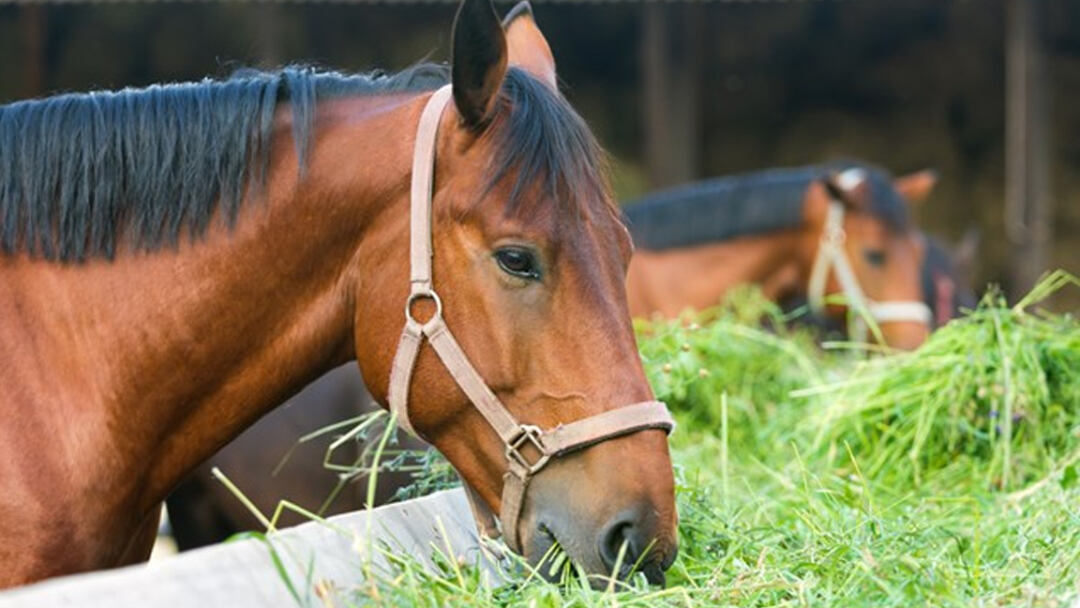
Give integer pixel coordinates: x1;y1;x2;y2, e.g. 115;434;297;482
597;509;677;585
883;320;930;350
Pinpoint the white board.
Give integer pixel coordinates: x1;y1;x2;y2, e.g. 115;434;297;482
0;488;500;608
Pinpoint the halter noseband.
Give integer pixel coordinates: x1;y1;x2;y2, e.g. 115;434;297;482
806;196;932;343
387;85;674;552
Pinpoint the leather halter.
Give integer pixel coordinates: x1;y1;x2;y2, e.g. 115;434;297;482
387;85;674;552
807;199;932;343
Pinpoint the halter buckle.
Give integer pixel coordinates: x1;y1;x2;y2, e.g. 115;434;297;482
506;424;550;477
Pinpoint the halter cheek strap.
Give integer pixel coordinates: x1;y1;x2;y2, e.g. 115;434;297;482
387;85;674;552
807;200;932;343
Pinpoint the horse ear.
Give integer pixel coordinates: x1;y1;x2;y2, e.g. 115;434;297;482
824;168;868;211
502;2;558;90
452;0;508;130
894;169;939;205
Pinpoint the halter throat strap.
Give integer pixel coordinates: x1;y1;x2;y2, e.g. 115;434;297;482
806;200;932;342
387;85;674;552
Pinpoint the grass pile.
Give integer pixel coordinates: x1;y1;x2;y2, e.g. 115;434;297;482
281;272;1080;607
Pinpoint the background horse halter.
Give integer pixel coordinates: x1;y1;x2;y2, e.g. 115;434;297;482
389;84;673;551
809;168;933;344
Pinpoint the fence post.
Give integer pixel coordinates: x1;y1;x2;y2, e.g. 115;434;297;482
642;3;703;190
21;6;46;99
1004;0;1051;297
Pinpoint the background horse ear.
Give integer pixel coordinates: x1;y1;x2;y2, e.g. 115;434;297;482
893;169;939;205
502;2;558;91
452;0;508;130
823;167;869;210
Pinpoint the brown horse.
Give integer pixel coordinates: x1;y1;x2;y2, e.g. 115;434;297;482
0;0;676;587
624;163;938;349
166;165;973;554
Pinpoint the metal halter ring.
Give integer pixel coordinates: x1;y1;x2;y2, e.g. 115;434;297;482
405;289;443;325
506;424;551;476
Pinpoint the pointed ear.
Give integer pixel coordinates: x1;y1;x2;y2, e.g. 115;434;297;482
894;169;939;205
502;2;558;90
452;0;508;130
823;168;869;211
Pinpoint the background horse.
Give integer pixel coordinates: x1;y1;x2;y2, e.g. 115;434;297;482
624;162;939;349
0;0;677;586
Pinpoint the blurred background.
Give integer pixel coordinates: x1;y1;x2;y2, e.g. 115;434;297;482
0;0;1075;305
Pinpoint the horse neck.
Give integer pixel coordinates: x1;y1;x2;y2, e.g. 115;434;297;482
0;92;423;513
625;229;809;318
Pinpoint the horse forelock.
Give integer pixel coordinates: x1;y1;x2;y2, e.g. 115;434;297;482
824;159;912;233
480;69;618;235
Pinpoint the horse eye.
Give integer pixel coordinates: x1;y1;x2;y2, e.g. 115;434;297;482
864;249;887;267
494;248;541;280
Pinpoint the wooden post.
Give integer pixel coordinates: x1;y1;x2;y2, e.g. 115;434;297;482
642;4;702;190
20;6;46;98
1004;0;1051;297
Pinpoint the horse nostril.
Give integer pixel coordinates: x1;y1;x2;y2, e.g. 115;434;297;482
599;518;635;572
598;512;677;584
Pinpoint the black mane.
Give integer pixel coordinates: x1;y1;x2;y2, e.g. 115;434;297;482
0;66;446;261
622;161;910;252
0;64;608;263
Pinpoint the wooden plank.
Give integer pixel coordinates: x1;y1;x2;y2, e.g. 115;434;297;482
0;489;498;608
20;6;46;98
1004;0;1051;297
641;3;703;189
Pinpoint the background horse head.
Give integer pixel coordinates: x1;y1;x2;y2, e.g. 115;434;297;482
623;161;937;349
0;0;675;586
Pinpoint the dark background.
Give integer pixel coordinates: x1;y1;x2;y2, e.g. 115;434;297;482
0;1;1076;306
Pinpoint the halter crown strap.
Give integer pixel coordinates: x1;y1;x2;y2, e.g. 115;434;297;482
388;85;674;553
806;199;932;342
408;85;453;295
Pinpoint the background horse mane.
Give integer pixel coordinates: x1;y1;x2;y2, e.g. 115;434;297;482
622;161;911;251
0;65;611;263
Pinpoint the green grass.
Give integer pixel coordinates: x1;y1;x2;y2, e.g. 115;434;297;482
290;271;1080;607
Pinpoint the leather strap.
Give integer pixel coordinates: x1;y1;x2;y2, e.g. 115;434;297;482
541;400;674;456
408;85;452;294
424;316;522;442
387;319;424;437
388;85;674;552
807;200;932;342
